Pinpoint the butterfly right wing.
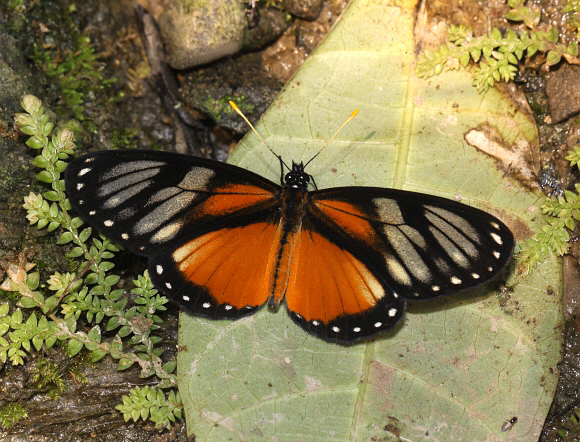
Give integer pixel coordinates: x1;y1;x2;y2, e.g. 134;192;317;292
284;186;514;342
65;150;282;318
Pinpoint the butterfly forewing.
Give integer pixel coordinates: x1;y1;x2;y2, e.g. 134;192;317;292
65;150;280;254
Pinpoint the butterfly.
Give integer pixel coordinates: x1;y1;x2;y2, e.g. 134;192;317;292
64;107;515;343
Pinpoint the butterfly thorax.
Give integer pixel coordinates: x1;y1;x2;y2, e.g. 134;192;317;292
284;161;310;189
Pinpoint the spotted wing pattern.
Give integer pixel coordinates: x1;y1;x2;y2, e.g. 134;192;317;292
65;150;515;342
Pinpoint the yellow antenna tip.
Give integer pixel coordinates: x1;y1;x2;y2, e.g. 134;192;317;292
351;109;359;117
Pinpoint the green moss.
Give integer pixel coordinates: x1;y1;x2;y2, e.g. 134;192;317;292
33;357;68;399
0;402;27;430
0;288;21;302
32;35;115;121
204;94;255;120
111;128;139;150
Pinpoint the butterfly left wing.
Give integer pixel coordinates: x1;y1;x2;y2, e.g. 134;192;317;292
283;186;515;342
65;150;283;318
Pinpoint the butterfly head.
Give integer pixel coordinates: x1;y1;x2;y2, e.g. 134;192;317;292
284;162;310;189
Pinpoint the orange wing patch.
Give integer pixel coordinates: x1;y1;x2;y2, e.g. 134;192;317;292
285;230;386;323
313;199;376;244
173;222;282;309
197;184;275;216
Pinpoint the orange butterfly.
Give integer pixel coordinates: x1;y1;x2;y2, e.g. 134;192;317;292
64;107;514;342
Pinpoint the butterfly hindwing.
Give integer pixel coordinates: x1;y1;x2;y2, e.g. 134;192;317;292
151;219;285;318
284;226;406;342
65;150;282;318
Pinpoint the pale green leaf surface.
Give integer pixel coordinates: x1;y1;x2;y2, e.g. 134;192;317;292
178;0;561;439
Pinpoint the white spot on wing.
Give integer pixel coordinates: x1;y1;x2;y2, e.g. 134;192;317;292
156;265;163;275
425;206;481;245
451;276;462;285
149;187;182;204
79;167;91;177
374;322;382;328
429;227;471;266
490;232;503;245
151;221;184;244
387;258;412;286
400;225;427;249
104;220;114;227
182;295;190;301
135;193;195;235
388;308;397;317
101;160;165;180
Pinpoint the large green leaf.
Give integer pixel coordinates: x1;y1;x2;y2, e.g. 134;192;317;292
178;0;562;439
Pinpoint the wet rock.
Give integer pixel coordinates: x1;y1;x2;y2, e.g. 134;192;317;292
546;64;580;124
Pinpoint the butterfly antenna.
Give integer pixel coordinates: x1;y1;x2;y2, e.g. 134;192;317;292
304;109;359;168
229;101;289;171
